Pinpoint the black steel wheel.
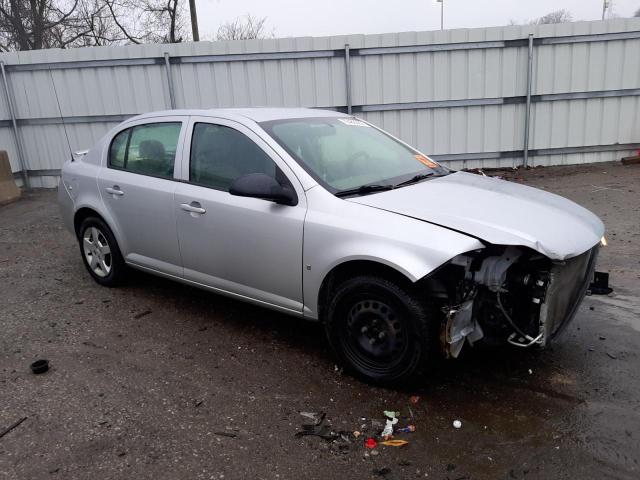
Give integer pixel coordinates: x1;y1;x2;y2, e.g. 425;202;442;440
325;275;437;385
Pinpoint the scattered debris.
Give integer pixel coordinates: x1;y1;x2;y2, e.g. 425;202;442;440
133;309;152;319
380;439;408;447
599;336;607;341
0;417;27;439
364;438;378;449
295;407;417;456
194;400;203;407
396;425;416;433
453;419;462;429
588;272;613;295
30;359;49;374
528;369;533;375
606;352;618;360
213;431;237;438
295;412;356;454
407;406;415;421
299;411;324;424
381;411;399;439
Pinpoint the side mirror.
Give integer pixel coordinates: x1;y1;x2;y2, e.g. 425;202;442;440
229;173;297;206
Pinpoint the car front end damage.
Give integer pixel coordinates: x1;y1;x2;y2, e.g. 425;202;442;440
425;243;600;358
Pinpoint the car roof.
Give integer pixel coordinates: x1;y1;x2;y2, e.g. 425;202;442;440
126;107;349;124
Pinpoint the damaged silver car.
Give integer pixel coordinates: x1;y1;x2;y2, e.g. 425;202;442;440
58;108;605;384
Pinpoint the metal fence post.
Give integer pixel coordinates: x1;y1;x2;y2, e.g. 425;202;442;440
523;34;534;168
0;61;29;189
344;44;352;115
163;52;176;109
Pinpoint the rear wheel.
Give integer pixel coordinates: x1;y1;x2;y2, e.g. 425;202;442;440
78;217;125;286
324;275;437;385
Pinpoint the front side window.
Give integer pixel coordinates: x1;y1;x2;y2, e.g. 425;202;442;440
261;117;449;194
108;122;182;179
189;123;278;191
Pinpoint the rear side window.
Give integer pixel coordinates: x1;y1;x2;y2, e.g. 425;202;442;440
108;122;182;179
109;129;128;168
189;123;277;191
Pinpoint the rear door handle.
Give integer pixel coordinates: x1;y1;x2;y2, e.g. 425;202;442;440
105;185;124;196
180;201;206;215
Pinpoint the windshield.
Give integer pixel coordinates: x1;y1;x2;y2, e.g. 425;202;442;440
260;117;449;194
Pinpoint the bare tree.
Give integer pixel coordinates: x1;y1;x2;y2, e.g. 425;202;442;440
530;9;573;25
0;0;190;51
216;14;273;41
140;0;185;43
103;0;188;44
0;0;92;51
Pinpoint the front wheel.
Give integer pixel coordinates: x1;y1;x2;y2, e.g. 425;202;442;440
324;275;438;385
77;217;125;287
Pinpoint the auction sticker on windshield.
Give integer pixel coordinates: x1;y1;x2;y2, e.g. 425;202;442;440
415;154;440;169
338;118;370;127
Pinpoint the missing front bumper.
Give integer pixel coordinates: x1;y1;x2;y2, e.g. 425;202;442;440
440;244;600;357
538;245;599;346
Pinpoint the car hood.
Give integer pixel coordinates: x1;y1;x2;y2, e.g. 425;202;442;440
348;171;604;260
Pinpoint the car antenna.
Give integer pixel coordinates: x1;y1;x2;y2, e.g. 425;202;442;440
48;68;74;162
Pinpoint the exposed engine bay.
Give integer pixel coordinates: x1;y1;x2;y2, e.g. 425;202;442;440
426;244;600;358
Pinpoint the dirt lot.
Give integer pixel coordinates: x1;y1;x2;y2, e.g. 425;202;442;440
1;162;639;480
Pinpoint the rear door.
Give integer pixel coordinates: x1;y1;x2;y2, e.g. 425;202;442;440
98;117;187;277
174;116;306;313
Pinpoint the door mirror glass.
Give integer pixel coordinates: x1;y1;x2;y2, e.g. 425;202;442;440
229;173;297;206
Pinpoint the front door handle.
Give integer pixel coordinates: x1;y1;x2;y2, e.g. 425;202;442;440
180;201;206;215
105;185;124;196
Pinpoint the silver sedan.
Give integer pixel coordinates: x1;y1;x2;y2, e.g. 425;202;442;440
59;108;605;384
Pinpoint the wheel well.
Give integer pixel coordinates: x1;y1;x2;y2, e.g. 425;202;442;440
317;260;414;321
73;207;105;236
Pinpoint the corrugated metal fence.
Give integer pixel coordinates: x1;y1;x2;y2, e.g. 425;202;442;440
1;18;639;188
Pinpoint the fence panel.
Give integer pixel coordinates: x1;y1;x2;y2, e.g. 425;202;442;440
1;18;639;186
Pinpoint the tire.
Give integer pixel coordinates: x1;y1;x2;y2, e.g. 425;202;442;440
77;216;126;287
324;275;438;386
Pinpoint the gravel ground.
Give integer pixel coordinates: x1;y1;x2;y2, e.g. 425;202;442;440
1;162;639;480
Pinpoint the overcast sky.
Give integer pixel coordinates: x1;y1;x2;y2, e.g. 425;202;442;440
196;0;640;39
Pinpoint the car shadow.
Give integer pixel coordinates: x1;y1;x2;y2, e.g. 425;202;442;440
120;267;562;390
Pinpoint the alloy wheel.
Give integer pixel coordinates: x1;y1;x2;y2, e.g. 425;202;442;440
82;226;112;278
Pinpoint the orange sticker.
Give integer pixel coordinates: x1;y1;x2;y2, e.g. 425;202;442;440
414;154;439;169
